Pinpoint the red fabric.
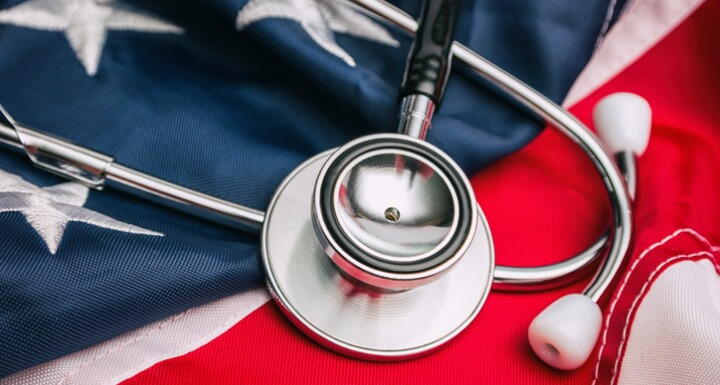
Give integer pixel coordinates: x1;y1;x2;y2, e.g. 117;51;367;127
123;2;720;384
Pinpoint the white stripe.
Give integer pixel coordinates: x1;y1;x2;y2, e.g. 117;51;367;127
564;0;705;107
617;259;720;385
591;228;717;385
1;289;270;385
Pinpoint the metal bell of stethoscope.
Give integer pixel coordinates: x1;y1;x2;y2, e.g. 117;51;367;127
0;0;653;371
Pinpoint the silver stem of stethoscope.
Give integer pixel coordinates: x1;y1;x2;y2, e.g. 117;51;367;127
616;151;637;197
398;94;435;140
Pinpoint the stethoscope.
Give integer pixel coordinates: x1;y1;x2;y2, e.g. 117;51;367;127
0;0;653;371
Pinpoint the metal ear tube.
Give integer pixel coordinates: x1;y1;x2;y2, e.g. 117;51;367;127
0;0;654;371
0;105;265;233
351;0;643;369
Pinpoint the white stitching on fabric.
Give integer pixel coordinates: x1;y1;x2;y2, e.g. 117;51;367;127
57;311;190;385
609;251;717;385
106;298;269;385
590;228;719;385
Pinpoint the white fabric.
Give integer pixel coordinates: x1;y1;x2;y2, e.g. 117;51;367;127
564;0;705;107
4;0;705;383
617;259;720;385
0;289;270;385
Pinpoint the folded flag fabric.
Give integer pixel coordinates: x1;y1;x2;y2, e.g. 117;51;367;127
0;0;625;376
119;2;719;384
4;0;719;384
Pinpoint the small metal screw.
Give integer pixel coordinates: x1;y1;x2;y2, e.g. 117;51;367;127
384;207;400;222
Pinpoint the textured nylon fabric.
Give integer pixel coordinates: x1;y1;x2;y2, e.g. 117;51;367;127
578;229;720;385
617;260;720;385
122;2;720;384
0;289;270;385
0;0;624;377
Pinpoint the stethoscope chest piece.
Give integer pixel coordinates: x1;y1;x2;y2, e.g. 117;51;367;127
262;134;494;359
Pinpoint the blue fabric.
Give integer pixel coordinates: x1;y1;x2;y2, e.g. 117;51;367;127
0;0;623;376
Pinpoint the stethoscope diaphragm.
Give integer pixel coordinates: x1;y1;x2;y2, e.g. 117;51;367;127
262;135;494;358
314;134;478;289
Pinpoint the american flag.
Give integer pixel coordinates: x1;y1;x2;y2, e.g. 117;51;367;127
0;0;718;384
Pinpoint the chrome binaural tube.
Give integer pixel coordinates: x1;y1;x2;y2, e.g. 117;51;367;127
0;112;264;233
349;0;633;301
105;164;265;232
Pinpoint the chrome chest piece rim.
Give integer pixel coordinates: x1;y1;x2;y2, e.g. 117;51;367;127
330;148;460;265
262;135;495;359
313;134;478;290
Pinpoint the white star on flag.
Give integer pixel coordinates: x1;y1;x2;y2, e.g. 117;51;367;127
0;169;163;254
236;0;400;67
0;0;183;76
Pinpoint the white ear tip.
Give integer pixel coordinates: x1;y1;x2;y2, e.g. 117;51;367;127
593;92;652;156
528;294;602;370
